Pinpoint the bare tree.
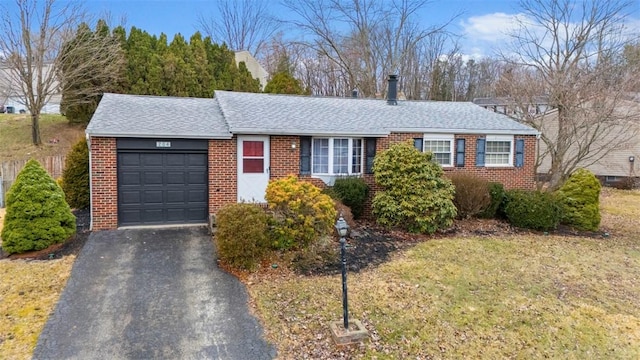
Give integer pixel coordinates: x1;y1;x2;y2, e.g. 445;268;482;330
197;0;280;57
499;0;640;190
282;0;457;98
0;0;124;145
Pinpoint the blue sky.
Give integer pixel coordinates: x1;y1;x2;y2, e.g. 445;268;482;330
84;0;640;58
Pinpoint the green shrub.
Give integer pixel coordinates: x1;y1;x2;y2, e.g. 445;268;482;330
480;182;506;219
60;138;90;209
555;168;601;231
265;176;337;250
215;203;270;271
503;190;562;231
331;177;369;219
372;140;456;234
448;173;491;218
1;159;76;254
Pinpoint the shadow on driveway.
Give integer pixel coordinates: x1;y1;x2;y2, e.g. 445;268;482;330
33;227;275;359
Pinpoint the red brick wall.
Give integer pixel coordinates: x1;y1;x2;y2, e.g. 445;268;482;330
90;137;118;230
90;133;536;228
443;135;537;190
270;136;299;179
208;138;237;214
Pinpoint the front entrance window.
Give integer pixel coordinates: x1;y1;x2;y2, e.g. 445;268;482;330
242;141;264;173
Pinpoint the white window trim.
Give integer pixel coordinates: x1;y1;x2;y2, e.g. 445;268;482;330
423;134;454;167
311;137;364;176
485;135;514;167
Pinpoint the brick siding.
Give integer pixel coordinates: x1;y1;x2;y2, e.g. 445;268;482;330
90;133;537;229
208;138;237;214
89;137;118;230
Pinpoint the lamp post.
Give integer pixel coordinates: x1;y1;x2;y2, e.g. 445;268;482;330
335;215;350;330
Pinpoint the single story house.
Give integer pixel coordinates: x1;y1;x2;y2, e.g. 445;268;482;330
86;77;540;230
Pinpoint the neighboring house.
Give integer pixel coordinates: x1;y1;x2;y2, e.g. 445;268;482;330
473;96;551;118
474;96;640;185
234;51;269;91
0;64;62;114
86;77;539;230
535;100;640;185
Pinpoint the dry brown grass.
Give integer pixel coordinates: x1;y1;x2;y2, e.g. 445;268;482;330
0;114;84;160
249;189;640;359
0;256;75;359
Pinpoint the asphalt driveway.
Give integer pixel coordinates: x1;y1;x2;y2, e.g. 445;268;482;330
33;227;275;359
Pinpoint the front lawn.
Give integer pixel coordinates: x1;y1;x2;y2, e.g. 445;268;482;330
248;189;640;358
0;256;75;359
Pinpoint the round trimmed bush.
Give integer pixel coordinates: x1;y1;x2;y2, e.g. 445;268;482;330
61;138;90;209
215;203;270;271
1;159;76;254
372;140;456;234
555;168;601;231
504;190;561;231
266;176;337;250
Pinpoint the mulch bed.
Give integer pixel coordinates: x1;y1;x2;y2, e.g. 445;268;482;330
1;208;91;261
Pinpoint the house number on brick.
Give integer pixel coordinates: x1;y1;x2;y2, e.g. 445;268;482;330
156;141;171;148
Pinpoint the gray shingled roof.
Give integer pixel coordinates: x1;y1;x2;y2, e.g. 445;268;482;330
87;91;540;138
215;91;539;136
86;93;231;139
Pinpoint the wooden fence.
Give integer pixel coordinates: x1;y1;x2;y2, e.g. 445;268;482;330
0;155;66;208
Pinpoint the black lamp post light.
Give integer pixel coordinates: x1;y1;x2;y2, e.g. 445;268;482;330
329;215;369;346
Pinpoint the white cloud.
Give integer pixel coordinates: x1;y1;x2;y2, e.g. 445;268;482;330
461;12;526;43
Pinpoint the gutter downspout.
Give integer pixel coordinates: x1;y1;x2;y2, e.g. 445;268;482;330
86;133;93;231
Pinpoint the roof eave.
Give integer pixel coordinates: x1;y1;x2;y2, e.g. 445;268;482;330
85;130;233;140
387;127;540;136
229;128;390;137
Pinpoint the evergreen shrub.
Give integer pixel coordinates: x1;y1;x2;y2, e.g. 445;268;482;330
1;160;76;254
555;168;601;231
332;177;369;219
503;190;562;231
480;182;507;219
60;138;90;209
372;141;456;234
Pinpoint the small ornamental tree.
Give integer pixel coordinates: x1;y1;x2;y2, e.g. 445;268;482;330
1;159;76;254
555;168;601;231
61;138;90;209
372;140;457;233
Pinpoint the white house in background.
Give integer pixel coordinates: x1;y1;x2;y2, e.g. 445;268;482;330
0;64;61;114
475;96;640;186
234;51;269;90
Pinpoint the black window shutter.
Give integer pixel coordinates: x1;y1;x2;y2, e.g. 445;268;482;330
365;138;377;174
300;136;311;175
476;138;486;166
413;138;423;152
456;138;465;167
515;138;525;167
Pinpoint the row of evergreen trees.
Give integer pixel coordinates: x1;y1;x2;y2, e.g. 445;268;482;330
60;23;263;124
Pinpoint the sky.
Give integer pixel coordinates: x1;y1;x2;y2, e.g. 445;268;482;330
84;0;640;59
